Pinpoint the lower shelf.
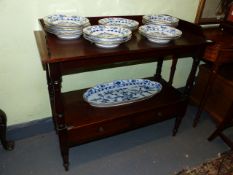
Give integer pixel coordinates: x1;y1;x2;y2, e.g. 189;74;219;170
62;79;187;146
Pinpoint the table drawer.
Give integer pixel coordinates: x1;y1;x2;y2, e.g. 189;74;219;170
67;101;185;146
132;103;185;127
68;117;132;146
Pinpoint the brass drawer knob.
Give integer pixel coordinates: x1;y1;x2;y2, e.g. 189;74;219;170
157;112;163;117
98;126;104;132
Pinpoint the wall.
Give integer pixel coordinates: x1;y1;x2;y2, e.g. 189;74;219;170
0;0;199;125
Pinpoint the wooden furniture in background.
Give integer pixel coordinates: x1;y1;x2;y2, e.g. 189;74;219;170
0;109;14;150
191;5;233;148
208;103;233;149
192;26;233;127
191;64;233;149
195;0;224;24
35;15;207;170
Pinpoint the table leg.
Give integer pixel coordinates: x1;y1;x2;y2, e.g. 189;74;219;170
173;102;187;136
45;64;57;133
48;63;69;171
168;55;178;85
0;109;14;150
154;58;163;80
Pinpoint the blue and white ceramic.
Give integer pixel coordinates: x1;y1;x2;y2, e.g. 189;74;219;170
143;14;179;27
43;14;90;39
83;79;162;107
139;24;182;44
44;14;90;27
98;17;139;31
83;25;132;48
83;34;131;48
83;25;131;39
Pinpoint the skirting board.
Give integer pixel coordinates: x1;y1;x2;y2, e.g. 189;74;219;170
7;117;54;141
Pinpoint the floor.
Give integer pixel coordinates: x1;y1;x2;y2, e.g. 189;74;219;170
0;105;230;175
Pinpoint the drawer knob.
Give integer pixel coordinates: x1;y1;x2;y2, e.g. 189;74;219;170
98;127;104;132
157;112;163;117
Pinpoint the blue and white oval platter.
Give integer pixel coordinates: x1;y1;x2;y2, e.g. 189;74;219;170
83;79;162;107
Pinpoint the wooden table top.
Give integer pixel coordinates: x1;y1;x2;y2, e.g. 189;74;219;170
35;16;206;66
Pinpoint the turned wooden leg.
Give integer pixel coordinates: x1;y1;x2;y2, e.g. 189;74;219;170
48;64;70;170
45;64;58;134
58;129;69;171
168;55;178;85
62;149;69;171
0;109;14;150
173;117;181;136
173;115;185;136
61;140;69;171
154;58;164;80
173;103;187;136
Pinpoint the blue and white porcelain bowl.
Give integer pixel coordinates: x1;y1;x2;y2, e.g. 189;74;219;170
142;14;179;27
83;25;131;39
98;17;139;31
43;14;90;39
83;79;162;107
83;34;131;48
44;14;90;27
139;24;182;44
83;25;132;48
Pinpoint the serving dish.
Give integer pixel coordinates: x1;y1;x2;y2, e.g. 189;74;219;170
139;24;182;44
142;14;179;27
83;79;162;107
43;14;90;39
44;14;90;27
98;17;139;30
83;25;132;48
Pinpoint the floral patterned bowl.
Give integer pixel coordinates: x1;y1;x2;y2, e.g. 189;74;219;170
139;24;182;44
83;25;132;48
142;14;179;27
43;14;90;39
83;79;162;107
98;17;139;31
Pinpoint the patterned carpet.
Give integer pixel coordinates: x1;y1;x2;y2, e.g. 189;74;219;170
176;150;233;175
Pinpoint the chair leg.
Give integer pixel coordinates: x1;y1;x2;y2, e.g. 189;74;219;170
208;102;233;149
219;133;233;150
208;127;224;141
208;124;233;149
0;109;14;150
209;131;233;150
